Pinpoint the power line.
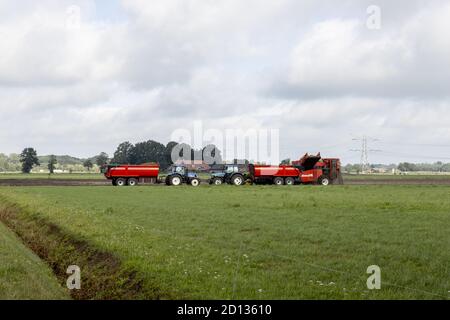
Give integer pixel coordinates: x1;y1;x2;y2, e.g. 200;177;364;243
350;136;381;172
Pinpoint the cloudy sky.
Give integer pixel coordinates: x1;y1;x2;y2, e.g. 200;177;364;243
1;0;450;164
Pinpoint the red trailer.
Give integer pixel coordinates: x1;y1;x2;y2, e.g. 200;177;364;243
102;164;159;186
249;153;342;186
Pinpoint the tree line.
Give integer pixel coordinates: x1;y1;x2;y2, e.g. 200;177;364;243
111;140;222;170
2;140;222;173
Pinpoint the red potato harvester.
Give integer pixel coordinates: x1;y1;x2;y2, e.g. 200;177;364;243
248;153;343;186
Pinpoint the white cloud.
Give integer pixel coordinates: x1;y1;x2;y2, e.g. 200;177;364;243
0;0;450;164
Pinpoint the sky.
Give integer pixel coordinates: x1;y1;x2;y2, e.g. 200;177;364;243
0;0;450;164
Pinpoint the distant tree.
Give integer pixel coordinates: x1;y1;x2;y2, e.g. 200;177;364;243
398;162;417;172
95;152;109;166
280;158;291;165
112;142;134;164
130;140;165;165
162;141;179;170
83;159;93;172
48;155;57;174
20;148;40;174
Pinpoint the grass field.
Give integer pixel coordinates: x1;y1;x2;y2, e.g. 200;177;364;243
0;222;69;300
0;185;449;300
344;174;450;180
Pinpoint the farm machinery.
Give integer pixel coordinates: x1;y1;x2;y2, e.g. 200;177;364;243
248;153;343;186
102;164;159;186
209;164;245;186
164;165;201;187
103;153;342;187
102;164;201;187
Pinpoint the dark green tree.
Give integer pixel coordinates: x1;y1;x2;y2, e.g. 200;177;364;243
130;140;165;165
20;148;40;174
48;155;57;174
95;152;109;166
112;142;135;164
83;159;94;172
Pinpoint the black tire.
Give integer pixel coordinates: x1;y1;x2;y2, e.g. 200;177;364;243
116;178;127;187
211;177;223;185
231;174;244;186
165;177;170;186
273;177;284;185
169;175;182;186
127;178;138;186
190;178;200;187
285;177;295;185
319;176;330;186
112;179;117;186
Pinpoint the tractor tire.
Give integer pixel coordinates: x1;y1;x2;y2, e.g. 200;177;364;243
211;177;223;185
319;176;330;186
285;177;295;185
169;175;182;186
190;178;200;187
273;177;284;186
116;178;127;187
127;178;138;186
112;179;117;186
165;177;170;186
231;174;244;186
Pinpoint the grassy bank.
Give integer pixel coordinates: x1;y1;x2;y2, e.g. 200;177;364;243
0;222;69;300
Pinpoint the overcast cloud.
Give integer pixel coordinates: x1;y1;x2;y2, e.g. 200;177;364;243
1;0;450;163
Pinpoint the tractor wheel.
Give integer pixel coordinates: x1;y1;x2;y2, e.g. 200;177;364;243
127;178;138;187
273;177;284;185
319;176;330;186
285;177;295;185
170;175;182;186
190;178;200;187
212;177;223;185
165;177;170;186
112;179;117;186
116;178;127;187
231;174;244;186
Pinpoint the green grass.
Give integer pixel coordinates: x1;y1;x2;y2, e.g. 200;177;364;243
344;173;450;180
0;185;449;300
0;173;103;180
0;222;70;300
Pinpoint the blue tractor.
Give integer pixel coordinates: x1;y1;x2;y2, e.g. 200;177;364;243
165;165;201;187
209;164;245;186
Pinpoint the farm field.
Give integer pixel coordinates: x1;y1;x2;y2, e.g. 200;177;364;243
0;173;104;180
0;222;69;300
0;185;449;300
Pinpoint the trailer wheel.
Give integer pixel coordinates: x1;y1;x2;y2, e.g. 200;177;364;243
116;178;127;187
285;177;295;185
319;176;330;186
231;174;244;186
170;175;182;186
212;177;223;185
190;178;200;187
112;179;117;186
273;177;284;185
127;178;138;186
